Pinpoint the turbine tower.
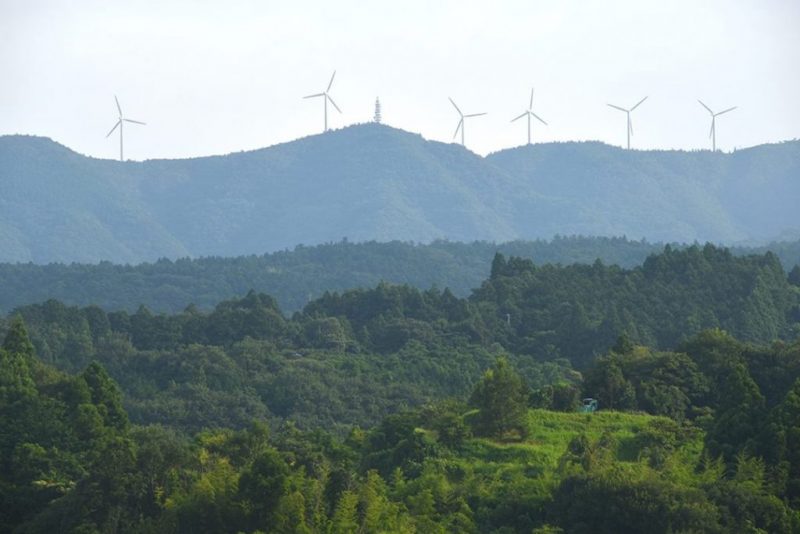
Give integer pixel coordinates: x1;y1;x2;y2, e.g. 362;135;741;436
449;97;486;147
607;96;648;150
304;71;341;132
511;88;547;145
698;100;737;152
105;96;145;161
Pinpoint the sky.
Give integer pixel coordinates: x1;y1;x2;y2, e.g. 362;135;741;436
1;0;799;159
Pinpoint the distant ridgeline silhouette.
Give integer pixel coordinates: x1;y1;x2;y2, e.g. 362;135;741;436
0;124;798;264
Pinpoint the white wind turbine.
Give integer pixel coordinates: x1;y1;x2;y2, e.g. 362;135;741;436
607;96;648;150
449;98;486;147
511;88;547;145
105;96;146;161
304;71;341;132
698;100;737;152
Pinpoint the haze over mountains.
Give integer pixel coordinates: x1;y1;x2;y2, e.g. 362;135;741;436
1;123;798;264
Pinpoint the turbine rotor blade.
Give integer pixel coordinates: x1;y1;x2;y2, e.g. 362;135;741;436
709;119;715;139
327;71;336;92
453;118;463;139
106;120;121;137
698;100;713;115
529;88;534;110
327;95;342;113
465;112;486;117
628;118;633;136
511;112;527;122
448;97;462;115
531;112;547;125
114;95;122;116
630;96;648;111
607;103;627;112
124;119;146;125
715;106;737;116
303;93;325;99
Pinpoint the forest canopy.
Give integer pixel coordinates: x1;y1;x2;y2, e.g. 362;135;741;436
2;243;800;532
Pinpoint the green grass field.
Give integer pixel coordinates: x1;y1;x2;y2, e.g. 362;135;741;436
450;409;707;506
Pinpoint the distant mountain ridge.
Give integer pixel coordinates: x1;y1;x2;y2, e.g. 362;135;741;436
1;124;798;263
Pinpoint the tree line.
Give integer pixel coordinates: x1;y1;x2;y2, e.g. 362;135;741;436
2;236;798;314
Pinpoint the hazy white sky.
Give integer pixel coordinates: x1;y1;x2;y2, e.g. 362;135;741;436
2;0;799;159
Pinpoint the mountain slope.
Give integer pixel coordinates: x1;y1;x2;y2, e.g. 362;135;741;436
135;124;530;257
486;140;800;242
0;136;189;263
1;125;798;263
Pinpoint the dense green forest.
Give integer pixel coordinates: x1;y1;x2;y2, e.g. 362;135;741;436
2;127;799;263
3;244;800;532
2;236;799;314
3;311;800;531
0;244;796;433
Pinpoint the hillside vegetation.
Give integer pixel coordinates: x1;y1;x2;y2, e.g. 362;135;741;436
1;125;798;264
2;310;799;532
1;243;797;434
2;236;799;314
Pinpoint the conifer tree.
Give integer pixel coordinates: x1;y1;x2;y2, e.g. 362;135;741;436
469;357;529;439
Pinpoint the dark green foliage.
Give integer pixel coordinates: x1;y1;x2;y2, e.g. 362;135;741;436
0;245;797;437
2;236;800;316
790;265;800;286
238;448;290;527
549;469;721;534
531;382;582;411
582;357;637;411
1;324;800;532
3;317;35;360
362;410;441;477
0;321;140;532
469;357;530;439
81;362;129;432
1;243;800;531
583;347;710;419
472;244;798;367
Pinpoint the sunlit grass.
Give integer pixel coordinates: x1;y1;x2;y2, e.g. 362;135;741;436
452;408;706;495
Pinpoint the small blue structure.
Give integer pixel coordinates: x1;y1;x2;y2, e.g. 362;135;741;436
579;398;598;413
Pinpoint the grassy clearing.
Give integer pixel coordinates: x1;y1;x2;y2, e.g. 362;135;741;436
455;409;706;494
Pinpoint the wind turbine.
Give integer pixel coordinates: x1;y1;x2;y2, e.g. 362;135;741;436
449;98;486;147
303;71;341;132
511;88;547;145
105;96;145;161
607;96;648;150
698;100;736;151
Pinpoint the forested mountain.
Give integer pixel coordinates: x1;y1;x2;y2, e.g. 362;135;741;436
2;244;797;434
2;126;799;264
2;245;800;532
2;236;799;314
